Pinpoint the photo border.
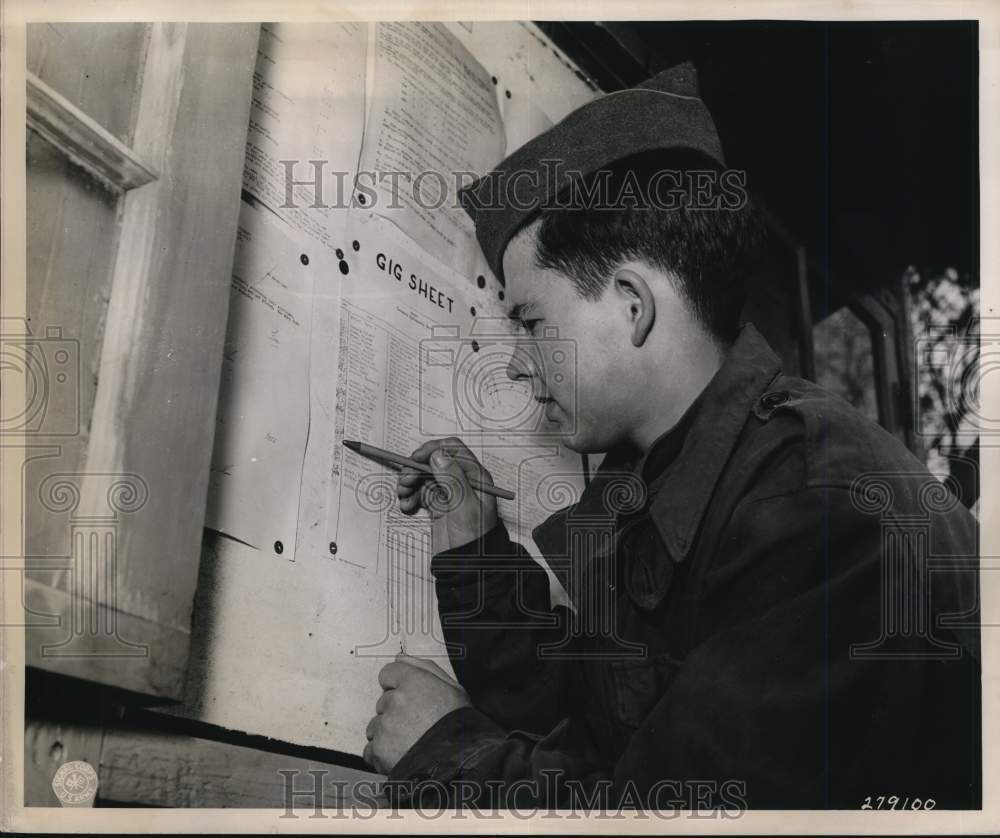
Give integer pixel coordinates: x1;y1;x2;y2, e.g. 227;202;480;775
2;0;997;832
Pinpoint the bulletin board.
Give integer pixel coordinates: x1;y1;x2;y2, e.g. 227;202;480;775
169;20;600;758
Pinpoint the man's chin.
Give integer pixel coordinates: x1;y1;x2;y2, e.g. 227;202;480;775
539;403;586;448
552;422;591;453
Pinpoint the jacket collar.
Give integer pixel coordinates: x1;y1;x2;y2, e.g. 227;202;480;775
531;323;782;566
647;323;782;562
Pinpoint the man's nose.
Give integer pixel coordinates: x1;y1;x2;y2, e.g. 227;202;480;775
506;340;537;382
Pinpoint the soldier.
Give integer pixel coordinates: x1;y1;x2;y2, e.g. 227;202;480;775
363;63;980;810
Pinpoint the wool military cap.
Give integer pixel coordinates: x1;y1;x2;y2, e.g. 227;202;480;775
459;61;725;282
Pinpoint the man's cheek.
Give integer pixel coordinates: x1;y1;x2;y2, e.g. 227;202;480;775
384;692;407;726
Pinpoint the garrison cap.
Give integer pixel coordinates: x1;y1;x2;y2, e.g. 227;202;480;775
459;61;725;282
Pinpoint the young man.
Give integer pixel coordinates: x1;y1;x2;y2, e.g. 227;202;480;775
362;63;980;809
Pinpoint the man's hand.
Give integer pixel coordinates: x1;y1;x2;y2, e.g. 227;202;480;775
396;437;499;554
363;654;471;774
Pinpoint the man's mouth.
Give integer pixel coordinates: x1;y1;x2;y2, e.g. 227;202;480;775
536;397;559;421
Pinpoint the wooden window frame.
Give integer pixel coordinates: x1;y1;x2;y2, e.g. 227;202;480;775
23;23;260;700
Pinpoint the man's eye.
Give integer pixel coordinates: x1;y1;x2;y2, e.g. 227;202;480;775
509;317;542;336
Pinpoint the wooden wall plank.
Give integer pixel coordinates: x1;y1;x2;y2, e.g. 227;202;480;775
24;579;189;698
24;719;103;806
99;729;385;809
26;22;147;145
23;132;118;579
129;23;188;171
23;669;383;809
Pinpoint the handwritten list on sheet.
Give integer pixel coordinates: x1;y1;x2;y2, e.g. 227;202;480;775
242;22;366;253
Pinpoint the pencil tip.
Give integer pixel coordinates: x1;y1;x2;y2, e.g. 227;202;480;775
343;439;360;453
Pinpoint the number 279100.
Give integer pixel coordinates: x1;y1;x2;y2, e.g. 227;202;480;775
861;796;936;810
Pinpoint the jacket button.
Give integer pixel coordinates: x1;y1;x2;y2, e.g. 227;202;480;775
760;391;790;409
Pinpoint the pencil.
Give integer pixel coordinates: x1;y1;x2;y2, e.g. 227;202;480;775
342;439;516;500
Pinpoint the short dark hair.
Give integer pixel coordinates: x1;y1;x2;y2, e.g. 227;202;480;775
528;150;765;344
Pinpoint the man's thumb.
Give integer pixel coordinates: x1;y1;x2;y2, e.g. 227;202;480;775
430;448;463;479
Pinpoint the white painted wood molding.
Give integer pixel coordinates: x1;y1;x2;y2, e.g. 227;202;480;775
26;71;159;192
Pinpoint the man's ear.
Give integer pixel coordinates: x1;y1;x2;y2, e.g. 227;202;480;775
614;267;655;347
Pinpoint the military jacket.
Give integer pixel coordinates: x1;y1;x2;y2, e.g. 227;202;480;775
388;324;980;810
